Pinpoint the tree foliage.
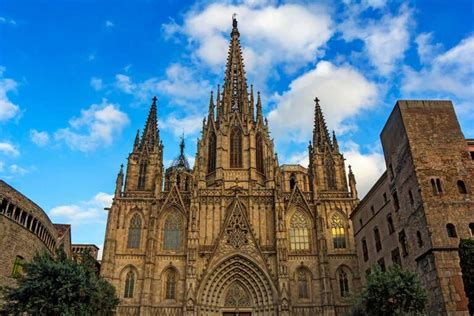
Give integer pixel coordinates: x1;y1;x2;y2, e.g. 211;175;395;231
356;265;427;316
1;247;119;315
459;238;474;314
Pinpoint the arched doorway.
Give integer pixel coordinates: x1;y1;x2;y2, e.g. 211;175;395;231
197;255;277;315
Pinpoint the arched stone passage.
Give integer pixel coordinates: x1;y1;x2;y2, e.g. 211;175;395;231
197;255;277;315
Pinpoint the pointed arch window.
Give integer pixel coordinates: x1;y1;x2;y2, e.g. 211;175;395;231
230;126;242;168
331;213;347;249
127;214;142;248
137;160;147;190
297;269;309;299
124;271;135;298
163;211;183;250
289;173;296;190
165;269;177;299
457;180;467;194
256;132;264;174
208;131;217;173
290;210;310;251
338;270;350;297
325;155;336;190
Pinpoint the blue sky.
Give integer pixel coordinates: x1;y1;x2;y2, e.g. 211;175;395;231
1;0;473;252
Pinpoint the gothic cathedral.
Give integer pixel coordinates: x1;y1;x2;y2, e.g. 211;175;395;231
101;17;360;316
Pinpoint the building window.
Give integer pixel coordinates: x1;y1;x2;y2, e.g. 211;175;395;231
127;214;142;249
446;223;457;238
377;258;386;272
124;271;135;298
409;190;415;207
374;227;382;252
416;231;423;247
289;173;296;190
289;210;310;251
256;132;264;174
163;211;183;250
11;256;24;278
470;223;474;236
325;155;336;190
165;269;176;299
383;193;387;203
399;230;408;256
457;180;467;194
297;269;309;299
207;132;217;173
431;178;443;195
331;213;347;249
371;205;375;215
359;218;363;227
338;270;350;297
391;248;401;266
387;214;395;234
230;126;242;168
392;191;400;211
389;163;394;180
137;161;147;190
362;238;368;262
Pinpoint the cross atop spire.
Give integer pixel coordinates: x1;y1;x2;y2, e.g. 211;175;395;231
222;14;248;117
313;97;332;151
140;96;160;151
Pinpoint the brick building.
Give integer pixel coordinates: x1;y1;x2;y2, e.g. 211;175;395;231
351;100;473;315
101;17;360;316
0;180;72;307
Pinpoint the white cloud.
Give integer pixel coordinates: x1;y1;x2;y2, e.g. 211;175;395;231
49;192;113;225
163;2;334;83
54;99;129;152
30;129;50;146
0;141;19;156
0;67;21;122
9;164;28;175
0;17;16;25
115;64;211;105
160;114;204;137
402;35;474;100
286;151;309;167
268;61;378;142
342;140;386;198
340;4;412;75
90;77;103;91
105;20;114;28
415;32;443;65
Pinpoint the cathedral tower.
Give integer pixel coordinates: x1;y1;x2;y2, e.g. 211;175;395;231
101;16;360;316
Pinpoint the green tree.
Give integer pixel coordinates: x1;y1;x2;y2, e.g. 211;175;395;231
357;265;427;316
459;239;474;314
1;247;119;315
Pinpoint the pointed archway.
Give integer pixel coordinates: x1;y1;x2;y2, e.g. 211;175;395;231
197;255;277;315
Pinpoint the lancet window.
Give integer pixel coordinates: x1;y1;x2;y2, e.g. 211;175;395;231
230;126;242;168
338;269;350;297
256;132;264;174
137;160;147;190
127;214;142;248
124;271;135;298
331;213;347;249
163;211;183;250
297;269;309;299
165;269;176;300
208;131;217;173
290;210;310;251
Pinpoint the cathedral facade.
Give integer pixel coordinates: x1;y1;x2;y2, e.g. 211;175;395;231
101;18;360;316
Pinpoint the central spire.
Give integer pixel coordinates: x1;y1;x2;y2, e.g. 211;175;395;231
222;15;249;117
313;97;332;151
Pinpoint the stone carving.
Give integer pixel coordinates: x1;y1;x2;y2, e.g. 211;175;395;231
225;282;251;307
226;203;249;249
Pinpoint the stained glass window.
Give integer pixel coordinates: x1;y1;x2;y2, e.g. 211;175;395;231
338;270;349;297
298;269;309;299
127;214;141;248
290;211;310;251
163;212;183;250
165;270;176;299
124;271;135;298
331;213;347;249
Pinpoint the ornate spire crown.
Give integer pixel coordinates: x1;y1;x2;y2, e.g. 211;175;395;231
313;97;332;151
140;96;160;151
